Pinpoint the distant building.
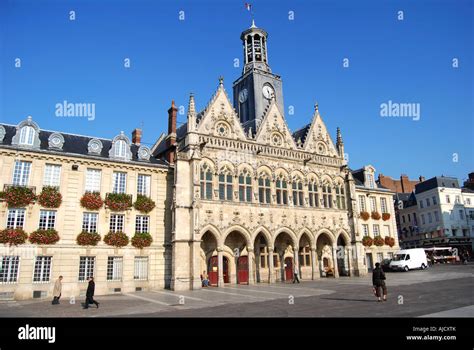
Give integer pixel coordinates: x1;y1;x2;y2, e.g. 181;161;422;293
463;172;474;191
377;173;425;194
397;176;474;253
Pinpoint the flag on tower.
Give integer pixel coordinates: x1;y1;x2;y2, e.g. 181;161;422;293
245;3;252;12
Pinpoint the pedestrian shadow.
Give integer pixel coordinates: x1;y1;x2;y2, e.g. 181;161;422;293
320;297;376;303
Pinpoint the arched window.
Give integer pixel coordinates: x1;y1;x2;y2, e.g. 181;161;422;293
19;126;35;146
218;168;233;201
292;178;304;207
238;170;252;203
258;173;271;204
308;180;319;207
335;184;346;210
322;183;332;208
200;164;213;200
114;140;127;158
276;176;288;205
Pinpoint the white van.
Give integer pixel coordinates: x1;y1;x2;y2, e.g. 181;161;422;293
389;248;428;272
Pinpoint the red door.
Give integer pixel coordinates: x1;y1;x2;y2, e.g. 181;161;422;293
285;257;293;281
237;256;249;284
223;257;230;283
208;256;218;286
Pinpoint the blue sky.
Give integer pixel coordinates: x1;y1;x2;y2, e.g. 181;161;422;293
1;0;472;183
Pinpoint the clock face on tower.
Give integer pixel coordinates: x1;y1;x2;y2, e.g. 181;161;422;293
239;88;248;103
262;84;274;100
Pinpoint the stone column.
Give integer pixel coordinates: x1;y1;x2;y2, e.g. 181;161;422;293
293;245;299;279
268;247;275;283
218;248;224;287
332;244;340;278
248;247;255;285
310;248;319;280
346;247;352;277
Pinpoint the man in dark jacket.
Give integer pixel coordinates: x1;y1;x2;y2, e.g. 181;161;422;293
372;262;387;302
83;277;99;309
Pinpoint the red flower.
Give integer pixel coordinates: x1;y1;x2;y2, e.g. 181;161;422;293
29;229;60;245
371;211;381;220
80;192;103;210
38;187;62;208
2;186;36;208
374;236;385;246
105;193;132;212
76;231;101;246
360;211;370;221
0;228;28;246
384;236;395;247
382;212;391;221
104;232;129;247
131;232;153;249
133;195;156;214
362;236;373;247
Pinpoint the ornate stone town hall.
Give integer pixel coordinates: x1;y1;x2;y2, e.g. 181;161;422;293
0;23;399;299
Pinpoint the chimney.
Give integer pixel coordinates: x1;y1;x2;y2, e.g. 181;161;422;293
165;100;178;164
132;128;142;145
168;100;177;135
419;176;425;182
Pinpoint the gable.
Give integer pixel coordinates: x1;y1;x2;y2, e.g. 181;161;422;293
303;110;338;157
196;85;247;140
254;102;296;149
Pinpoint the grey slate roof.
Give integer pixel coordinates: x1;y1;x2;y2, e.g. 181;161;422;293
415;176;459;194
292;124;311;145
0;123;167;166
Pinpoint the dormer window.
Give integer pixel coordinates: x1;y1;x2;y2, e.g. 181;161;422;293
366;173;375;189
115;140;127;158
19;126;35;146
109;132;132;161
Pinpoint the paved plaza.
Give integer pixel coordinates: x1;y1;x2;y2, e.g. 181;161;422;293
1;264;472;318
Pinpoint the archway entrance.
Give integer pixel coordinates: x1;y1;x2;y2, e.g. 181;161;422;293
337;235;349;276
201;231;218;286
298;233;312;280
224;231;249;284
254;232;270;283
317;232;334;277
274;231;296;282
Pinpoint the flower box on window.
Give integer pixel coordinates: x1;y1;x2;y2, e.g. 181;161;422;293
1;185;36;208
384;236;395;247
76;231;101;246
373;236;385;246
133;195;156;214
105;193;132;212
104;232;129;247
362;236;373;247
371;211;381;220
0;228;28;246
360;211;370;221
29;229;60;245
38;186;62;208
131;232;153;249
80;192;104;211
382;212;391;221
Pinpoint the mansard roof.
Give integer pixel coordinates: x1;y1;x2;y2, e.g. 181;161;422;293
0;122;166;167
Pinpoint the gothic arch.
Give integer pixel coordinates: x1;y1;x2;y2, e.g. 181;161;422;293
335;229;351;246
198;224;221;242
252;226;273;249
221;225;252;248
274;227;298;247
314;229;336;247
297;228;315;247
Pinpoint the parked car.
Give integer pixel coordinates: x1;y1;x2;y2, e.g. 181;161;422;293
381;258;392;272
389;248;428;271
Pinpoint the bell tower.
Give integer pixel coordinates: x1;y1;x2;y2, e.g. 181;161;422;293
233;21;284;133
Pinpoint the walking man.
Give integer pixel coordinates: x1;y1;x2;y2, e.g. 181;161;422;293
372;262;387;302
83;276;100;309
292;264;300;283
52;276;63;305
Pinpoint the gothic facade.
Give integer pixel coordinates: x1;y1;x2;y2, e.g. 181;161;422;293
156;22;400;291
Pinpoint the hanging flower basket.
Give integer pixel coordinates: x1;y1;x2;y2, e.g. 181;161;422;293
29;229;60;245
371;211;381;220
38;186;62;208
76;231;101;246
382;212;391;221
131;232;153;249
105;193;132;212
362;236;373;247
0;228;28;246
104;232;129;247
360;211;370;221
80;192;103;210
1;186;36;208
384;236;395;247
133;195;156;214
374;236;385;246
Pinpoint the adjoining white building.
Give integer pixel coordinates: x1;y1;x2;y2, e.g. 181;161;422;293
398;176;474;253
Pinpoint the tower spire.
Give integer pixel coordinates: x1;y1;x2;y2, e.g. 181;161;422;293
187;93;196;132
336;127;345;160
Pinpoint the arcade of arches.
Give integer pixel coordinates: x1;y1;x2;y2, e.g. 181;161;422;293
199;226;352;286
